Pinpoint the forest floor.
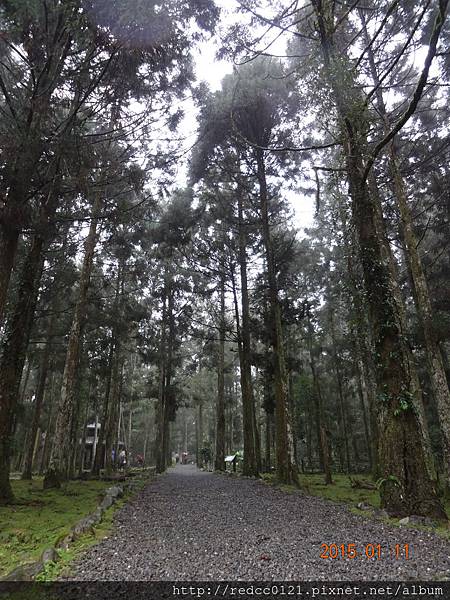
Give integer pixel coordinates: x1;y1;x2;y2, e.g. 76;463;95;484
63;464;450;581
0;478;112;578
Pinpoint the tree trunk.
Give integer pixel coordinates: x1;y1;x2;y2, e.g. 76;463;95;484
45;195;101;488
126;354;137;458
307;316;332;484
78;381;92;476
92;337;115;476
22;310;56;480
312;0;445;518
230;256;259;476
0;234;45;503
359;10;447;485
39;373;56;475
342;209;379;477
391;146;450;489
265;409;272;471
105;350;122;477
155;283;167;474
237;190;261;475
104;263;125;477
215;268;226;471
355;363;373;472
255;149;298;486
0;228;19;325
329;310;351;473
163;285;175;471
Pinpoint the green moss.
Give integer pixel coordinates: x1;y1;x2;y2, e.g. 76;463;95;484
39;474;151;581
299;473;381;507
264;472;450;540
35;498;127;581
262;472;380;506
0;478;111;578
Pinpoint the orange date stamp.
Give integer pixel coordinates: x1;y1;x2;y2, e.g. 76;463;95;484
320;543;411;560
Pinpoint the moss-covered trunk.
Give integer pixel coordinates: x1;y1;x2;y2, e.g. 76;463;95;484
312;0;446;518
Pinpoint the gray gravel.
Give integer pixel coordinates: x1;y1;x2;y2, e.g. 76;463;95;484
66;465;450;580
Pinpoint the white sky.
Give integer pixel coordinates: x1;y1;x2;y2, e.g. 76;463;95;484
175;1;317;236
178;0;441;238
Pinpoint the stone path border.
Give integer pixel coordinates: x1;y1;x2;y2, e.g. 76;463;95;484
1;470;155;582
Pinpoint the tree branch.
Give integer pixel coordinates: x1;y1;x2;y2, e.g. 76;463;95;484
363;0;449;182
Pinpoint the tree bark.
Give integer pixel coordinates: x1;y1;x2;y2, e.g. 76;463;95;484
237;190;261;475
0;228;19;326
359;10;448;485
163;285;175;470
307;315;332;484
312;0;446;518
341;204;379;477
22;309;56;480
392;146;450;489
215;268;226;471
104;261;125;477
255;149;298;486
155;280;168;474
45;195;101;487
105;348;123;477
92;337;115;476
329;310;351;473
0;234;45;503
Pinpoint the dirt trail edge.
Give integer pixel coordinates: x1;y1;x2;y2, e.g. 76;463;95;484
65;464;450;580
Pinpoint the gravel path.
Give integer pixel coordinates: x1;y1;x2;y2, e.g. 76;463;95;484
67;465;450;580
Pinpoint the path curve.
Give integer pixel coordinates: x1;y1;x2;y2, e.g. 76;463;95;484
66;465;450;580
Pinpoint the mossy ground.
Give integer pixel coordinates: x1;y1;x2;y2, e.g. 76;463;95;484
300;473;381;507
37;474;149;581
0;478;112;578
35;497;127;581
262;472;450;538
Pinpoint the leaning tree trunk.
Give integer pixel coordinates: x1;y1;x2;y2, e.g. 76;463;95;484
312;0;446;518
45;196;101;488
255;149;298;486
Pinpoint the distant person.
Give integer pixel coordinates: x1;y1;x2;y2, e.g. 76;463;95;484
119;449;127;470
175;452;179;464
136;454;144;467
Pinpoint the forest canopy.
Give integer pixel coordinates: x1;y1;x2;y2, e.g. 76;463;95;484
0;0;449;526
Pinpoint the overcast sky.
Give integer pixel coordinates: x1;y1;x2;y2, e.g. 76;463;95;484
175;0;317;235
